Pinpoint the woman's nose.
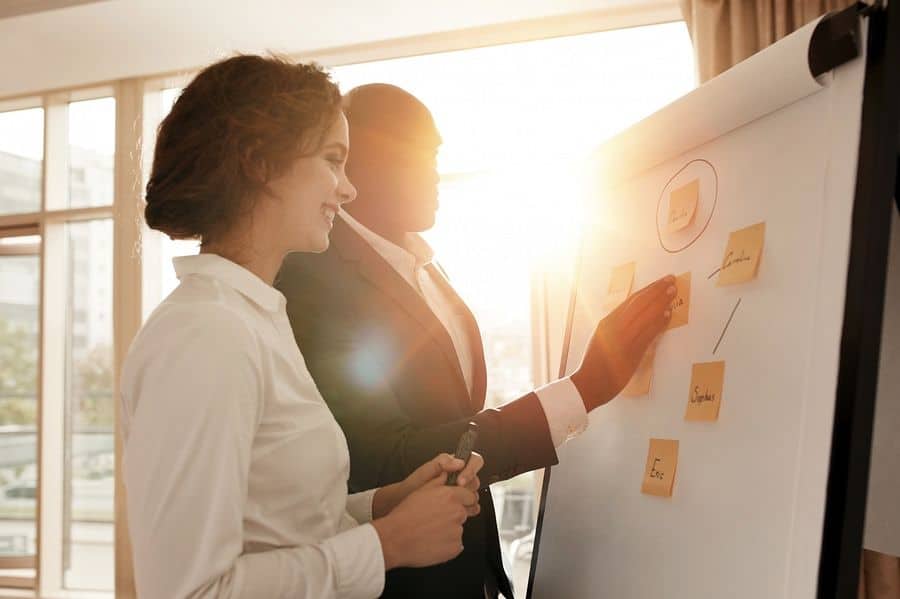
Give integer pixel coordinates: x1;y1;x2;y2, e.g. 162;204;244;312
339;178;357;204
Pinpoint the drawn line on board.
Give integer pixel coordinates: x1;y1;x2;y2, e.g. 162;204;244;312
707;266;722;280
713;298;742;355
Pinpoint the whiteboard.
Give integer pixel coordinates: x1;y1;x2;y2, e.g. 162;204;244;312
528;10;896;599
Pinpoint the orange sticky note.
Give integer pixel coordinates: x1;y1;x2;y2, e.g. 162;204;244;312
667;179;699;233
666;272;691;330
622;347;655;397
641;438;679;497
684;361;726;422
717;222;765;286
604;261;635;312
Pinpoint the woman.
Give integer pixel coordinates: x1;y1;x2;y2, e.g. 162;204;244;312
120;54;483;598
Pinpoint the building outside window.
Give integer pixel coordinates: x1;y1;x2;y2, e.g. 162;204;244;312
0;95;115;593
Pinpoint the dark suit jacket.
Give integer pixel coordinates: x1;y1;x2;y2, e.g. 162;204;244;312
275;216;559;598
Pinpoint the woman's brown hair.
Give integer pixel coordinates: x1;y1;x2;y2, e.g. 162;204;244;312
144;54;342;241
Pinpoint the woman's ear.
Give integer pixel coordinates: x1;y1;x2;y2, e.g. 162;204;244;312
240;140;270;186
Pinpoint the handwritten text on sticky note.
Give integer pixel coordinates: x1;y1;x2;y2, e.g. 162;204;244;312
667;179;699;233
684;361;726;422
717;222;765;286
641;438;679;497
666;272;691;330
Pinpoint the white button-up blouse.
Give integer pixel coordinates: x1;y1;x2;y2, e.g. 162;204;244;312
120;253;385;598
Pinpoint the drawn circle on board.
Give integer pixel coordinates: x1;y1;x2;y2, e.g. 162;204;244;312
656;159;718;253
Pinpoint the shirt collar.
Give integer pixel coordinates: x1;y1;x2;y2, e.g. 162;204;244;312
173;253;286;313
340;210;435;278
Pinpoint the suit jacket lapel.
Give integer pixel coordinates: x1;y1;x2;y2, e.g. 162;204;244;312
330;218;472;410
426;262;488;411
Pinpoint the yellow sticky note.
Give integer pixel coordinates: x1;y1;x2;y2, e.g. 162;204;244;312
641;438;679;497
667;179;699;233
717;222;765;286
622;347;655;397
666;272;691;330
684;361;726;422
603;261;635;312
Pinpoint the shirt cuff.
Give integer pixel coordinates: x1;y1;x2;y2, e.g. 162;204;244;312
345;488;377;524
322;522;385;599
535;377;589;448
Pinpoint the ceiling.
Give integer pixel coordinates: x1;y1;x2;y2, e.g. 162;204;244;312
0;0;109;20
0;0;679;99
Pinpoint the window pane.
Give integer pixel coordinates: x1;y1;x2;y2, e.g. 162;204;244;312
333;22;695;174
160;87;181;115
63;219;113;591
68;98;115;208
0;108;44;215
0;241;40;586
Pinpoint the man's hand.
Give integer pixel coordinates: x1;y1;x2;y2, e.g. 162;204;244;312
570;275;676;411
373;452;484;519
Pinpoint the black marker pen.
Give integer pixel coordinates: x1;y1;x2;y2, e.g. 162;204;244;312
446;422;479;486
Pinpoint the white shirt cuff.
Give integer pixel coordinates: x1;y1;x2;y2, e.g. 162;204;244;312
345;488;377;524
535;377;589;448
322;522;385;599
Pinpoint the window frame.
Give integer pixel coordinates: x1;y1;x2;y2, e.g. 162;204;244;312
0;85;124;598
0;226;41;591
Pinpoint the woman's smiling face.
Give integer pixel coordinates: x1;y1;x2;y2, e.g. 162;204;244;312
264;113;357;254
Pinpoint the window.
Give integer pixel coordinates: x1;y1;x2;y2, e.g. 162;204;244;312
62;219;114;591
331;20;695;593
67;98;115;209
0;233;40;590
0;108;43;215
0;90;117;595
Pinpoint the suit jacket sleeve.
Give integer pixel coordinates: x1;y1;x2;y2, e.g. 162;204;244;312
278;257;559;490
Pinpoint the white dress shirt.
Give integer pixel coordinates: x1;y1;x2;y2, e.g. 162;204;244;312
340;211;588;447
120;253;385;599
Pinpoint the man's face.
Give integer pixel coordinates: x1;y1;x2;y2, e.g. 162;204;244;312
346;106;442;233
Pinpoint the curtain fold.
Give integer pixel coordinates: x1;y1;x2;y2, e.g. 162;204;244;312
679;3;899;598
679;0;856;82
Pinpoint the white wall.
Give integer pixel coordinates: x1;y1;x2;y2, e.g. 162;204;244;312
0;0;678;98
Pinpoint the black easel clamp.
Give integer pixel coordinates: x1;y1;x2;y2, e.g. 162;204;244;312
808;3;864;77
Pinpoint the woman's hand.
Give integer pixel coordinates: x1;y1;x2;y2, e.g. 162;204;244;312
571;275;676;411
372;473;479;569
406;452;483;515
373;452;484;519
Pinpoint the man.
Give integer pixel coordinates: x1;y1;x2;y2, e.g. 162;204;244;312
276;83;674;598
